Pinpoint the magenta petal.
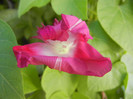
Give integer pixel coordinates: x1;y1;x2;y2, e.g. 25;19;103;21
33;56;111;77
72;41;112;76
53;18;60;25
13;43;48;67
61;14;93;41
13;46;30;68
13;43;61;69
61;14;79;30
57;57;111;77
33;25;58;41
13;44;61;69
34;22;68;41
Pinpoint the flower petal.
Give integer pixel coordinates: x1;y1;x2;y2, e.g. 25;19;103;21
13;42;111;76
71;41;112;76
33;22;69;41
13;43;63;69
53;18;60;25
13;43;58;68
32;25;58;41
31;56;111;77
13;42;66;68
61;14;93;41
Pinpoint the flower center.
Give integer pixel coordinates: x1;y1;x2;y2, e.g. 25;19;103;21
47;40;76;57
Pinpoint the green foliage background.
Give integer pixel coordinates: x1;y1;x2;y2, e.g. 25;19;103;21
0;0;133;99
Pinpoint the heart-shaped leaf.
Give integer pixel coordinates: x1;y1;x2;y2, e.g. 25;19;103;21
98;0;133;56
0;19;24;99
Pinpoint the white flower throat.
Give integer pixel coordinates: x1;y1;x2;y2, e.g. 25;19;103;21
51;41;73;54
47;40;76;57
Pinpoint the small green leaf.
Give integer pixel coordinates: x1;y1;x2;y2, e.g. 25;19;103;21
98;0;133;56
51;0;88;20
0;19;24;99
78;61;126;92
41;67;79;99
88;21;124;63
18;0;50;17
121;54;133;99
21;65;41;94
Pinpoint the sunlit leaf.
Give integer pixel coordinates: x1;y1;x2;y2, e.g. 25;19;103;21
41;67;79;99
21;65;41;94
51;0;88;20
98;0;133;56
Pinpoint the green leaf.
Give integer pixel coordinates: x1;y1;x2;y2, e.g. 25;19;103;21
121;54;133;99
49;91;70;99
78;61;126;92
41;67;79;98
0;19;24;99
88;21;124;63
51;0;88;20
18;0;50;17
21;65;41;94
27;90;45;99
71;92;89;99
98;0;133;56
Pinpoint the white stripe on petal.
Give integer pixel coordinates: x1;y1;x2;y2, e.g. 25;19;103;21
69;19;82;31
54;57;62;71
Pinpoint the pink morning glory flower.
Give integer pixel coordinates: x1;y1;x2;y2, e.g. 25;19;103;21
13;14;112;77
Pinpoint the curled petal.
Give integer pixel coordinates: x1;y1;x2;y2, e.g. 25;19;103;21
61;14;93;41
